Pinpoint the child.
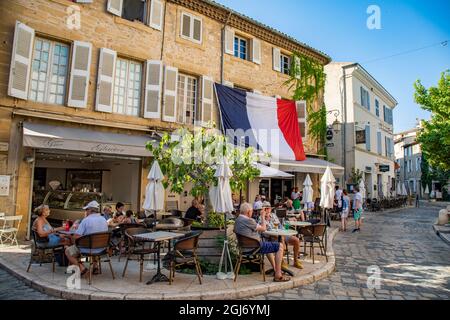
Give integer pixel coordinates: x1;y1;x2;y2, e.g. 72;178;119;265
341;190;350;232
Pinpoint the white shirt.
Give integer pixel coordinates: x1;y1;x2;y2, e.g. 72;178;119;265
353;192;362;210
253;200;263;210
335;189;343;207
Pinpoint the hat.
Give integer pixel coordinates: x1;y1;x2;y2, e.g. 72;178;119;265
261;195;266;200
262;201;272;208
83;200;100;210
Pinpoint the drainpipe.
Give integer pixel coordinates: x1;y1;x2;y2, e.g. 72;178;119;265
221;12;232;85
159;1;168;60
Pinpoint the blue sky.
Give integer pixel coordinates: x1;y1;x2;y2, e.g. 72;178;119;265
216;0;450;132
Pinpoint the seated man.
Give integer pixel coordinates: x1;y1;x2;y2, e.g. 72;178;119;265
234;202;290;282
258;202;303;270
65;201;108;275
184;199;203;222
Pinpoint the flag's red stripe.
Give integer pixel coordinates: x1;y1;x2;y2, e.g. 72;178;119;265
276;99;306;161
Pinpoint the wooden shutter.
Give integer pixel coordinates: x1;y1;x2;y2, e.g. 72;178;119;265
192;17;202;43
224;27;234;55
162;66;178;122
144;60;163;119
273;47;281;72
8;21;35;100
201;76;214;125
296;101;307;139
95;48;116;113
252;38;261;64
149;0;163;31
67;41;92;108
107;0;123;16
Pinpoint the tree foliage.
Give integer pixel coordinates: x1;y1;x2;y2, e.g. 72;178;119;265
146;125;261;200
414;70;450;171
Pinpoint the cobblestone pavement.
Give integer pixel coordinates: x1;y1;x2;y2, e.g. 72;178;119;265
0;267;58;300
252;204;450;300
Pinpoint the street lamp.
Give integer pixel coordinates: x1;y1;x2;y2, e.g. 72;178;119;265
326;109;341;134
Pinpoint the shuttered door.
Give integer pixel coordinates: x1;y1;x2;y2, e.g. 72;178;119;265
95;48;116;113
201;76;214;125
67;41;92;108
163;66;178;122
8;21;35;100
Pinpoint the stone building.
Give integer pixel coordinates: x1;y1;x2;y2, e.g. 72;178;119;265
0;0;337;238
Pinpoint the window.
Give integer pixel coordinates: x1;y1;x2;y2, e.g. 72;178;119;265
296;101;307;139
360;86;370;110
112;58;142;116
29;38;69;105
234;35;248;60
365;125;371;151
177;73;197;124
280;54;290;75
409;160;413;172
180;12;202;43
377;131;382;155
375;99;380;117
383;105;393;125
122;0;147;23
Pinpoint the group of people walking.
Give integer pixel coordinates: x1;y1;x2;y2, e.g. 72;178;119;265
334;186;363;233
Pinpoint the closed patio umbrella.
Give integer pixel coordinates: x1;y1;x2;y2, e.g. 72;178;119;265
302;174;314;205
320;166;336;210
425;185;430;194
396;183;402;196
359;180;366;200
402;183;408;196
209;159;235;280
142;160;165;213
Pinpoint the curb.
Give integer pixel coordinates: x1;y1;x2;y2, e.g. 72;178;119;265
432;225;450;246
0;228;338;300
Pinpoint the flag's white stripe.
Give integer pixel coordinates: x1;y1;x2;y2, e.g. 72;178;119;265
245;92;295;161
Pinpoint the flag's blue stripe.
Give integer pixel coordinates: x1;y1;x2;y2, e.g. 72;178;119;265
215;83;261;150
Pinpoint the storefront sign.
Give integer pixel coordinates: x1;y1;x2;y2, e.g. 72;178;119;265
356;130;366;144
379;165;390;172
326;129;333;141
0;175;10;196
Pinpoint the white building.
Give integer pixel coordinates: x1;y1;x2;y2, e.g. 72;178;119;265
324;62;398;199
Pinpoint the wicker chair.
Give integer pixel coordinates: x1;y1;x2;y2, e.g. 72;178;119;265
299;224;327;264
234;234;265;282
163;231;203;285
27;230;64;273
76;232;115;285
117;223;145;261
122;227;158;282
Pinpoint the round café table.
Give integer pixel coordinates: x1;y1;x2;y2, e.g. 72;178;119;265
262;229;298;276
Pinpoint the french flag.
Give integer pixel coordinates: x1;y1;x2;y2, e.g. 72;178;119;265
215;83;306;161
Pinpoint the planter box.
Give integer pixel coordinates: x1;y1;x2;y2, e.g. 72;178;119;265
195;229;225;263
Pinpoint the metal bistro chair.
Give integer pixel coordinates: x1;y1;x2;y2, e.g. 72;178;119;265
27;229;64;273
118;223;145;261
0;215;22;247
76;232;115;285
299;224;328;264
122;227;158;282
234;234;265;282
164;231;203;285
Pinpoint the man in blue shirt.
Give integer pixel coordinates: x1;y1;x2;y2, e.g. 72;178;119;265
65;201;108;275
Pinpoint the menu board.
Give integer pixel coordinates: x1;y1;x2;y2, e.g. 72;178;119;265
0;175;10;196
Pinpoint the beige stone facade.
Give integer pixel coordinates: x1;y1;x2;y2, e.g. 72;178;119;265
0;0;329;237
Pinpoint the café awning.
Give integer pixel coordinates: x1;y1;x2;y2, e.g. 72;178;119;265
254;162;294;179
270;158;344;176
22;122;155;157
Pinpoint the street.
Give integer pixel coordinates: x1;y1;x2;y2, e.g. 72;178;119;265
1;204;449;300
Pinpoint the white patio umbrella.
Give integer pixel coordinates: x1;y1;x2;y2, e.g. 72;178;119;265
209;159;235;280
396;183;402;196
402;183;408;196
142;160;165;212
425;185;430;194
359;180;366;200
302;174;314;205
320;166;336;210
142;160;164;270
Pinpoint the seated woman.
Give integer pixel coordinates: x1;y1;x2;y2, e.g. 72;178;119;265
107;212;124;227
123;210;138;224
32;205;70;246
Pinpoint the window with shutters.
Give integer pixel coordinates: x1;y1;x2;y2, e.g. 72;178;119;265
296;101;307;139
177;73;197;125
280;53;290;75
112;58;142;116
234;35;248;60
29;38;69;105
180;12;202;44
360;86;370;110
122;0;147;23
377;131;382;155
375;99;380;117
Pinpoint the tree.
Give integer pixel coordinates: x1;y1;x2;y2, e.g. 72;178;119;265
421;153;450;201
414;70;450;171
146;125;261;209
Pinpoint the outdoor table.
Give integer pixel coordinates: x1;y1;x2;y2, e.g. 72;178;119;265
133;231;184;285
263;229;298;277
287;221;312;227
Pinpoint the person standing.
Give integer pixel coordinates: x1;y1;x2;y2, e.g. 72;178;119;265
415;193;420;208
341;190;350;232
291;187;301;211
253;195;263;211
352;187;363;233
335;186;343;214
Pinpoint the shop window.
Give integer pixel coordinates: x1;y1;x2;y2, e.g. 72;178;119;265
177;73;198;124
29;38;69;105
113;58;142;116
234;35;248;60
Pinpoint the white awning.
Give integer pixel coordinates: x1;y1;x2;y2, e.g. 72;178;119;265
23;122;154;157
254;163;294;178
270;158;344;176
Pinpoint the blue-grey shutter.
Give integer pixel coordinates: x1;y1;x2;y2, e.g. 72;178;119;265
366;91;370;111
360;87;364;107
377;131;382;155
365;125;371;152
390;138;394;157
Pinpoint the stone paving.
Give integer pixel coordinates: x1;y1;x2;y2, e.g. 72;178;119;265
251;203;450;300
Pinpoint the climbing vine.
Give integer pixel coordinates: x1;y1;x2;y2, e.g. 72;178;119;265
284;52;327;156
